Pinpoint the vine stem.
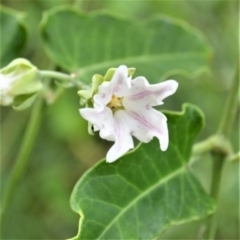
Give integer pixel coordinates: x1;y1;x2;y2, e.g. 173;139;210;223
192;137;215;155
40;70;89;89
207;152;225;240
217;65;239;137
40;70;74;82
1;97;43;229
206;64;239;240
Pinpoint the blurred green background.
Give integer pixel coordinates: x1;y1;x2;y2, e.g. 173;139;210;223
0;0;239;239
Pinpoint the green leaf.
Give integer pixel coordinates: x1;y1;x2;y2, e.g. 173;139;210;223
40;7;212;84
70;104;216;240
0;5;27;67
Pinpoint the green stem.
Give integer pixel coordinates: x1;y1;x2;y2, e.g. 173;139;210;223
206;64;239;239
217;64;239;138
227;152;240;162
209;154;225;200
40;70;75;83
192;135;231;158
40;70;89;89
192;137;216;155
207;153;225;240
190;135;231;166
1;97;43;228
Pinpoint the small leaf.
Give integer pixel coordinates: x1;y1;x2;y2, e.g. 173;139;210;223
0;6;27;67
70;104;216;240
40;7;212;84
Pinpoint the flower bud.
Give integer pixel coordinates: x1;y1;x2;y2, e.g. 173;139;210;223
0;58;42;109
78;74;103;106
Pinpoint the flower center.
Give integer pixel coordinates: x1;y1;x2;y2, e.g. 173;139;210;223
107;94;124;111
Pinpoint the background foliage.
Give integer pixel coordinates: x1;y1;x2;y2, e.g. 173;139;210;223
0;0;239;239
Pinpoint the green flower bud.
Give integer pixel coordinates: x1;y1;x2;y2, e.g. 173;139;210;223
0;58;42;109
78;74;104;106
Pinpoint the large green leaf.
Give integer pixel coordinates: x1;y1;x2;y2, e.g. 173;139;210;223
40;7;212;84
70;104;216;239
0;5;27;67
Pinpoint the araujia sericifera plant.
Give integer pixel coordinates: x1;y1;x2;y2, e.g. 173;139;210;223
1;6;238;239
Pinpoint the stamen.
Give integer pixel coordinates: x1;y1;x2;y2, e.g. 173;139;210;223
107;94;124;111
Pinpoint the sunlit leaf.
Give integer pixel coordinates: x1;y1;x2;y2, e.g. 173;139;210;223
40;7;212;84
70;104;216;239
0;6;27;67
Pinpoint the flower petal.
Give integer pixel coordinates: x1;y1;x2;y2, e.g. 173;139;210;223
110;65;131;97
93;81;112;111
124;77;178;108
106;110;134;162
121;108;169;151
93;65;131;111
99;65;130;95
79;107;115;141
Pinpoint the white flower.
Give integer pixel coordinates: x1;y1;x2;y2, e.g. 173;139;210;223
80;65;178;162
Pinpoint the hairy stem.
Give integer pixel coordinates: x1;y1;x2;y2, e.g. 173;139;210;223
1;97;43;228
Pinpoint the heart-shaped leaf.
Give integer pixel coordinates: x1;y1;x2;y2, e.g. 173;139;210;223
70;104;216;239
0;6;27;67
40;7;212;84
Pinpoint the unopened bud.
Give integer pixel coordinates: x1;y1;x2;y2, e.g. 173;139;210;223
0;58;42;109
